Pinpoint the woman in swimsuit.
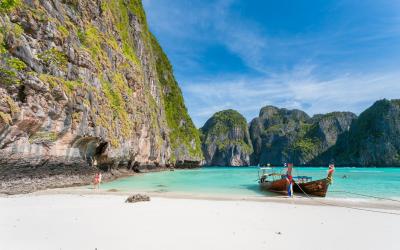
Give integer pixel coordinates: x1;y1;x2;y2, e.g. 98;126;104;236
94;173;99;189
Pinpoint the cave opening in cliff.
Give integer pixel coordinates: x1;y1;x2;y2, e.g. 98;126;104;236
18;85;26;103
95;142;108;157
94;142;110;171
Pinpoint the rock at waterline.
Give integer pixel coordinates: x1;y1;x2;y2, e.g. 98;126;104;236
125;194;151;203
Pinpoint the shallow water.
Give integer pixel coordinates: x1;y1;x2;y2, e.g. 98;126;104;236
100;167;400;199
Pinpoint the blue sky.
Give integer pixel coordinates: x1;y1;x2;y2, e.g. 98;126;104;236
142;0;400;127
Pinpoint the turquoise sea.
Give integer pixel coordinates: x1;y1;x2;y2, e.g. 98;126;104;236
100;167;400;199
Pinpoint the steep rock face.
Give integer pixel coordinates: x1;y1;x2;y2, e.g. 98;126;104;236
200;110;253;166
249;106;356;165
249;106;311;165
298;112;357;165
331;99;400;166
0;0;202;191
309;112;356;147
150;35;202;164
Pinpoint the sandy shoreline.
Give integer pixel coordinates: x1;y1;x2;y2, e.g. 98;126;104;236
1;192;399;250
25;186;400;211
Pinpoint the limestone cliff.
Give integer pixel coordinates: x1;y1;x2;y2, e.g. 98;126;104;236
249;106;356;165
200;109;253;166
297;112;357;165
249;106;311;165
0;0;202;193
327;99;400;166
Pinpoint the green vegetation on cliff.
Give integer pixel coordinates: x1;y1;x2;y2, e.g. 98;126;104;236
206;110;248;134
201;110;253;166
350;100;390;141
150;34;202;161
105;0;145;66
249;106;356;165
332;99;400;166
0;0;20;12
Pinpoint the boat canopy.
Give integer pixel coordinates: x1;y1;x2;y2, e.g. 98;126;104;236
293;176;312;179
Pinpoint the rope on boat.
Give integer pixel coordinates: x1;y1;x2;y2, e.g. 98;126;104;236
329;191;400;203
294;182;400;216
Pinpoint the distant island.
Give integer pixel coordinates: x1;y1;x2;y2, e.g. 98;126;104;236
200;99;400;167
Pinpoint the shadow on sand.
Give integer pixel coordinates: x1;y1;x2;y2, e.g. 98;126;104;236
240;184;282;197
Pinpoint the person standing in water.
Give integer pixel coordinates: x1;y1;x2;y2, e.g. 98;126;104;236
327;164;335;185
98;172;102;189
93;172;102;190
93;173;98;189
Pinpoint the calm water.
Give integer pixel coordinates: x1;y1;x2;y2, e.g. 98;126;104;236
100;167;400;199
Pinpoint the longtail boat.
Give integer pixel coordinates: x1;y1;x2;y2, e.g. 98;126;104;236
258;169;288;194
258;163;293;194
258;164;335;197
293;164;335;197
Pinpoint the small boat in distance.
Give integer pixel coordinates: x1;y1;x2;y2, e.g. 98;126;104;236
258;164;335;197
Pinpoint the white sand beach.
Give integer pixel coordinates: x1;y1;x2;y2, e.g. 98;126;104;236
1;193;399;250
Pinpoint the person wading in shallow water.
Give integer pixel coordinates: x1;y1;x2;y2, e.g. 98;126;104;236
93;173;98;189
93;172;102;190
327;164;335;184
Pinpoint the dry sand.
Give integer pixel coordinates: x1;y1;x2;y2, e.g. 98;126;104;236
1;193;399;250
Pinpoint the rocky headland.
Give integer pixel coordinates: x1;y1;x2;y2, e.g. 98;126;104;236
249;106;356;165
316;99;400;166
200;109;253;166
0;0;202;193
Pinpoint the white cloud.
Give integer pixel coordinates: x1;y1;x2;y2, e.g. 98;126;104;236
183;67;400;126
143;0;269;72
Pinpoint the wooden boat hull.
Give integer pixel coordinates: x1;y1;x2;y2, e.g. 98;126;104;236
293;178;330;197
259;178;288;194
